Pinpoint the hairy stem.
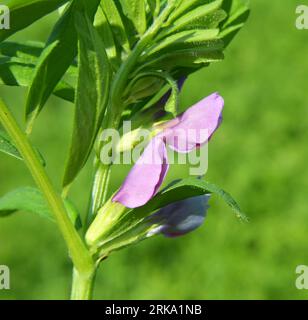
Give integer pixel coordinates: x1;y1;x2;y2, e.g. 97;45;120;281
0;98;94;276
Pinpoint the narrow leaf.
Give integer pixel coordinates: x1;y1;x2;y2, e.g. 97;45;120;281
0;55;75;102
159;0;224;37
146;29;220;57
147;0;160;19
94;4;118;66
126;72;178;116
96;178;247;249
0;187;81;228
63;11;111;187
140;40;224;71
0;129;22;160
140;178;248;222
161;74;179;117
119;0;147;35
0;0;70;42
220;0;250;47
100;0;130;52
25;0;100;129
0;40;43;63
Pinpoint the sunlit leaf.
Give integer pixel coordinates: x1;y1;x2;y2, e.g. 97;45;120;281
160;0;224;37
140;39;224;71
220;0;250;47
93;178;247;253
100;0;130;52
63;10;111;188
94;4;118;67
0;55;75;102
120;0;147;35
25;0;100;129
0;187;81;228
126;71;178;116
146;29;220;57
0;128;46;165
0;40;43;62
0;0;70;42
0;129;22;160
147;0;160;19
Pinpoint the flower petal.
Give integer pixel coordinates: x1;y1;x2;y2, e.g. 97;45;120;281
163;93;224;153
112;137;169;208
147;195;210;238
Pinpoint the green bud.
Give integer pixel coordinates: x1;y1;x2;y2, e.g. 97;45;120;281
85;199;127;252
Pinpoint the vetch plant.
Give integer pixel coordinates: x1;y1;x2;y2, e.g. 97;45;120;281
0;0;249;299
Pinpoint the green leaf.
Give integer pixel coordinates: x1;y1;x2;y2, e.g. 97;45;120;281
167;0;207;23
92;178;247;252
126;71;178;116
0;0;70;42
0;127;47;165
0;55;75;102
140;39;224;71
147;0;160;19
100;0;130;52
63;10;111;188
0;41;43;63
157;74;179;117
0;129;22;160
0;187;81;228
119;0;147;35
25;0;100;129
139;178;247;222
0;40;77;102
94;4;118;67
146;29;220;57
159;0;224;37
24;1;78;127
220;0;250;47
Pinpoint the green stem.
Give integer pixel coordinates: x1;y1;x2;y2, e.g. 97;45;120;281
91;164;111;214
71;267;96;300
84;162;111;231
0;98;94;276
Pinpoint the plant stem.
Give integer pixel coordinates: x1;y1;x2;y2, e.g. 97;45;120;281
71;267;96;300
84;161;111;232
91;163;111;214
0;98;94;276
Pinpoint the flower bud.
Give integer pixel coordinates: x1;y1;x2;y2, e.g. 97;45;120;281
85;199;127;252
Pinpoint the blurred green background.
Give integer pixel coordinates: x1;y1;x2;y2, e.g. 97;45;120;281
1;0;308;299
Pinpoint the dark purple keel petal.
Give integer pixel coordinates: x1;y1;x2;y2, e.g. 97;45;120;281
112;137;169;208
147;195;210;238
163;93;224;153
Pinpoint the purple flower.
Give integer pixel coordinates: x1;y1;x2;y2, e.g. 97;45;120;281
112;137;169;208
113;93;224;208
147;195;210;238
162;93;224;153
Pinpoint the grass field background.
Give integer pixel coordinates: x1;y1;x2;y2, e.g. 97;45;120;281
1;1;308;299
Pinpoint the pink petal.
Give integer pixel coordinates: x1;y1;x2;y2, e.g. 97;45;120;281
163;93;224;153
112;137;169;208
